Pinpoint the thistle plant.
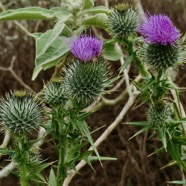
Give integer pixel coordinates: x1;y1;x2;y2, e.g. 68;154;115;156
0;91;45;186
0;0;186;185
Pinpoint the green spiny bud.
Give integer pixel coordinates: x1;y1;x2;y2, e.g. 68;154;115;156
0;91;43;134
147;102;172;126
44;82;65;106
141;42;184;72
63;59;110;105
109;3;139;39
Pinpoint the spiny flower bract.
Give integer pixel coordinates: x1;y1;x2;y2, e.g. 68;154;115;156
109;3;139;39
137;14;180;46
141;41;184;71
70;35;103;62
63;58;110;105
0;91;43;134
44;82;65;106
147;102;172;126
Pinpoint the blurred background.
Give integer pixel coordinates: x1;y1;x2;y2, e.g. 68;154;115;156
0;0;186;185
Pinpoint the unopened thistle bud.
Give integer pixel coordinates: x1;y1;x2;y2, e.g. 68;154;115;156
63;59;110;105
0;91;43;134
44;82;65;106
147;101;172;126
138;14;184;71
108;4;139;39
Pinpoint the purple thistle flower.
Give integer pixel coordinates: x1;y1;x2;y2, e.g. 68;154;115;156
137;14;180;46
70;35;103;62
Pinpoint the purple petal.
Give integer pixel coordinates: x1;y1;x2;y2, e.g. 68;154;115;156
137;14;180;45
70;35;103;62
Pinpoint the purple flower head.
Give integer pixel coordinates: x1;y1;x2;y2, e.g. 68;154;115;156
70;35;103;62
137;14;180;45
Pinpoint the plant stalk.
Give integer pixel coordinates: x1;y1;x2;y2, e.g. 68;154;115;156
56;135;67;186
18;137;29;186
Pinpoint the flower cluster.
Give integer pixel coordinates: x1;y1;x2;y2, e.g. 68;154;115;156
138;14;180;46
70;35;103;62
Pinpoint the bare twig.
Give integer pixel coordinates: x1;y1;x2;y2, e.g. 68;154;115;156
0;56;35;93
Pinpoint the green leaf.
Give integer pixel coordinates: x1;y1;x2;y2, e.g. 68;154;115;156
48;168;56;186
147;147;164;157
81;6;111;15
129;125;152;140
0;7;54;20
159;127;168;150
77;121;101;163
82;13;109;28
32;66;42;80
119;52;136;73
36;36;70;66
0;148;14;155
83;0;94;9
125;121;150;126
88;156;117;161
167;180;186;184
103;42;123;61
167;141;186;170
36;19;66;57
50;7;71;20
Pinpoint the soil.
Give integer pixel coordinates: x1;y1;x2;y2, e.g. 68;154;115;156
0;0;186;186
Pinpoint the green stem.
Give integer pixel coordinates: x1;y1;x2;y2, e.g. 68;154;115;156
18;137;29;186
56;135;67;186
126;39;150;78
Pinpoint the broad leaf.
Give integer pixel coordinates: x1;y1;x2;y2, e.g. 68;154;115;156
36;36;70;67
83;0;94;9
103;42;123;61
0;7;54;20
32;66;42;80
81;6;111;15
36;19;66;57
51;7;71;20
82;13;109;28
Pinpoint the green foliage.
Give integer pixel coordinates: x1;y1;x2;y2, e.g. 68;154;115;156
82;13;109;28
0;7;54;20
103;40;123;61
